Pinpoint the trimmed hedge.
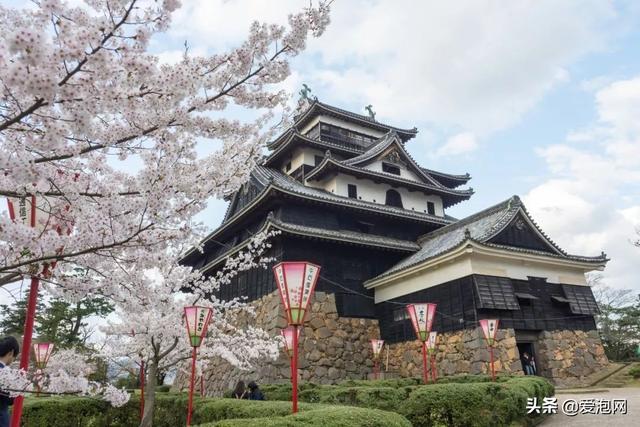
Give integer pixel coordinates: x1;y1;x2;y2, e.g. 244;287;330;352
23;376;553;427
21;394;199;427
197;406;412;427
191;399;325;424
225;376;554;427
400;376;554;427
21;395;408;427
628;365;640;379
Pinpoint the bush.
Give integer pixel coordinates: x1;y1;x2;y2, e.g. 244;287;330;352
191;399;323;424
299;386;410;411
628;365;640;379
21;393;195;427
399;376;554;427
156;385;172;392
196;406;412;427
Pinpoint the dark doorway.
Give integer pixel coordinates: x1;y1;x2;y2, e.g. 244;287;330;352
517;342;537;375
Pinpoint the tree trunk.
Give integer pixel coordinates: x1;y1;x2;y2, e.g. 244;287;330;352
139;359;158;427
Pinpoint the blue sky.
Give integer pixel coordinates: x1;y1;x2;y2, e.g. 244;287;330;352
149;0;640;291
1;0;637;294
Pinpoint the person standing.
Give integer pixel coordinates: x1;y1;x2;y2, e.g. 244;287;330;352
0;337;20;427
522;352;534;375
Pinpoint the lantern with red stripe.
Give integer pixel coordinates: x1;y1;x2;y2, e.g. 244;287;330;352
479;319;499;346
426;332;438;381
479;319;500;381
184;306;213;348
272;261;321;414
32;343;54;370
406;303;436;342
370;339;384;360
183;306;213;427
370;339;384;380
406;303;437;384
281;326;301;358
272;262;321;326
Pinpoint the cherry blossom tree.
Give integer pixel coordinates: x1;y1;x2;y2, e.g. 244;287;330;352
0;347;130;407
100;230;280;427
0;0;331;290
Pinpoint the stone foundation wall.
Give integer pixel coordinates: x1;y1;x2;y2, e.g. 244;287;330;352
183;291;380;396
175;290;609;393
385;328;524;378
536;329;609;387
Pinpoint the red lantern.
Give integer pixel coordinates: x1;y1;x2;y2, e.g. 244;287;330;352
183;306;213;427
426;332;438;382
406;303;436;342
406;303;437;384
184;306;213;348
281;326;300;358
479;319;499;381
273;262;320;325
272;261;321;414
32;343;54;370
370;339;384;380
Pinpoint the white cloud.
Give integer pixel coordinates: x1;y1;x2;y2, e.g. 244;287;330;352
524;75;640;291
157;1;627;137
435;132;478;157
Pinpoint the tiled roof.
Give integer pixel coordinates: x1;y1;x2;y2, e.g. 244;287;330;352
293;100;418;139
305;156;474;208
264;130;363;166
420;168;471;188
342;132;471;191
252;166;453;223
370;195;609;281
194;214;420;273
268;215;420;252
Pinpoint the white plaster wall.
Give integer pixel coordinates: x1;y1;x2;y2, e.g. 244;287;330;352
470;254;588;286
320;173;443;215
374;255;473;303
281;147;326;174
300;115;386;139
372;251;590;303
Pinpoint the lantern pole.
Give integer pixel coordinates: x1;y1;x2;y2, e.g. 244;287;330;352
10;272;43;427
139;360;145;421
431;353;437;382
187;346;197;426
421;341;429;384
291;324;299;413
184;306;213;427
272;261;320;415
489;345;495;382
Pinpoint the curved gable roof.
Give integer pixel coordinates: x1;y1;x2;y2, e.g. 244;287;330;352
369;195;609;282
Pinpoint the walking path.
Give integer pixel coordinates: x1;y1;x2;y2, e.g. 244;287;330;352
541;387;639;426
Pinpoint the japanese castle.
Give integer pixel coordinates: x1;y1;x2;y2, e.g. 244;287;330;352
181;98;609;389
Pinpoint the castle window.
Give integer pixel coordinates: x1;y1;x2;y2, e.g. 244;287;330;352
314;155;324;166
382;162;401;175
385;189;403;208
474;275;520;310
393;308;409;322
427;201;435;215
347;184;358;199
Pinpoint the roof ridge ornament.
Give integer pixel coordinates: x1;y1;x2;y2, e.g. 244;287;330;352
464;228;471;239
365;104;376;121
299;83;316;102
325;149;332;159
